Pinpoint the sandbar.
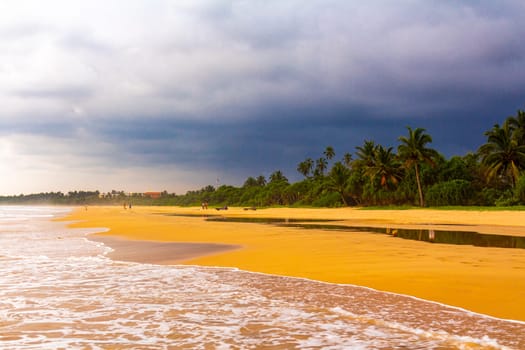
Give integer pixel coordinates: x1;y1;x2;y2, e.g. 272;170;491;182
62;206;525;321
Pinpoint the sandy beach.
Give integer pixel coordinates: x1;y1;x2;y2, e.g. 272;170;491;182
63;206;525;321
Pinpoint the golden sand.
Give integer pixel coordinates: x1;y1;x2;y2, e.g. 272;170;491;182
62;206;525;321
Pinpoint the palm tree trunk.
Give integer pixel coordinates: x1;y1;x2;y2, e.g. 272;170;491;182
415;163;424;207
339;191;348;206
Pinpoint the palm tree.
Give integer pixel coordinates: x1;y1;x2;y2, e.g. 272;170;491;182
324;146;335;161
326;162;351;205
297;158;314;178
343;152;353;168
508;109;525;145
315;157;328;177
478;120;525;187
398;127;439;207
256;175;267;186
355;140;377;168
269;170;288;184
366;145;403;190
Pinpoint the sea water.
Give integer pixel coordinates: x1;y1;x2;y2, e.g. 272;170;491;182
0;206;524;349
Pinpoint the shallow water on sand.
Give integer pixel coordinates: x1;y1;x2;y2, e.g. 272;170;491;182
1;206;524;349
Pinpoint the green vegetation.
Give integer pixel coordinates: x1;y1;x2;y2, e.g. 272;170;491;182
2;110;525;208
397;127;439;207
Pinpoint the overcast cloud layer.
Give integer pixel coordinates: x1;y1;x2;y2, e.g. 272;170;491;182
1;0;525;194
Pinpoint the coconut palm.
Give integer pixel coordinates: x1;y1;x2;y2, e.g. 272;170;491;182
398;127;439;207
343;152;353;168
315;157;328;177
478;120;525;187
256;175;267;187
297;158;314;178
354;140;377;168
365;145;403;190
508;109;525;144
269;170;288;184
326;162;351;206
324;146;335;161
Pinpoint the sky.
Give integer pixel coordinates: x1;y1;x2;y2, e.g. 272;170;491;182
1;0;525;195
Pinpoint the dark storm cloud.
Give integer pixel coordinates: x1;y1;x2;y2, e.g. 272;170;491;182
78;106;406;183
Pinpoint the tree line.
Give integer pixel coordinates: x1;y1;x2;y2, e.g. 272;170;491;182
2;110;525;207
0;190;177;206
173;109;525;208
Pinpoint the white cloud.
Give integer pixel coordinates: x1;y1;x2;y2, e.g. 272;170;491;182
0;133;213;194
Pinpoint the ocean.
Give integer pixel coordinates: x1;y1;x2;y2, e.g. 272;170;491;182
0;206;523;349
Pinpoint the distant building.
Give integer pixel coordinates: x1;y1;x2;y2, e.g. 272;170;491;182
144;192;162;199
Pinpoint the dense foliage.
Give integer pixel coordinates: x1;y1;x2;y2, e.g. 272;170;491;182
2;110;525;208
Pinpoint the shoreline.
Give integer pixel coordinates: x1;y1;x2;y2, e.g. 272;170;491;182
90;236;525;326
63;205;525;321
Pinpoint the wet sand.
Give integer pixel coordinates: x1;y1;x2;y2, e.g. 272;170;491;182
63;206;525;321
90;236;240;265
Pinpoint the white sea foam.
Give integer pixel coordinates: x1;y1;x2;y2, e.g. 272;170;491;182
0;206;523;349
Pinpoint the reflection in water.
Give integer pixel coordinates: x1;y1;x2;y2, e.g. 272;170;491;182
285;224;525;249
391;227;525;248
200;216;525;249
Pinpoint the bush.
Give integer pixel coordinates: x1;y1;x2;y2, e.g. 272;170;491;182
311;192;343;207
495;189;519;206
425;180;473;206
477;187;504;206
